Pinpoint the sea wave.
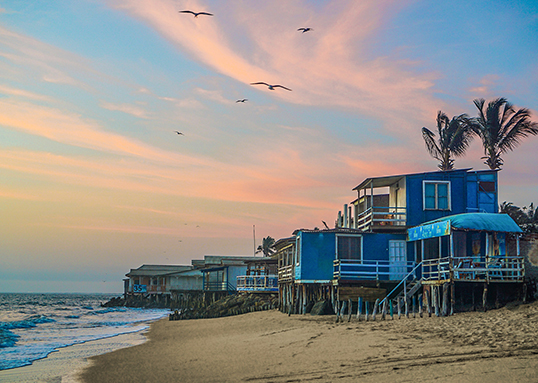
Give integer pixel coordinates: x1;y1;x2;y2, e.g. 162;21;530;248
0;315;56;330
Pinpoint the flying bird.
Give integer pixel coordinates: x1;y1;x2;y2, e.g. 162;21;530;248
179;10;213;17
250;82;292;91
322;220;330;230
236;99;248;103
298;27;312;33
175;131;184;135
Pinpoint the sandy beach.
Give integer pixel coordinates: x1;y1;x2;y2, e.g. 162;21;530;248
78;300;538;383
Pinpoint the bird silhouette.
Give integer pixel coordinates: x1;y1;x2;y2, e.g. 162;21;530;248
236;99;248;103
298;27;312;33
179;10;213;17
250;82;292;91
175;131;184;135
322;220;330;229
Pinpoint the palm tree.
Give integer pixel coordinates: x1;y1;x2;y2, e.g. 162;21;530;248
256;236;276;257
471;98;538;170
422;111;473;171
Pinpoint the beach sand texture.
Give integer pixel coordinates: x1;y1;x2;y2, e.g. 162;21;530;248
79;301;538;383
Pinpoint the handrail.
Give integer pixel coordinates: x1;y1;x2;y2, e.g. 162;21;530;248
334;259;415;281
379;261;423;306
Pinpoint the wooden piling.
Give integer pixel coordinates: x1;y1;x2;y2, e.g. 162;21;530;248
412;295;416;318
482;283;488;312
347;298;352;322
418;293;423;318
397;297;401;319
357;297;362;321
425;289;431;317
365;301;369;321
442;283;448;316
372;299;379;321
381;299;387;320
450;282;455;316
389;299;393;319
434;286;440;317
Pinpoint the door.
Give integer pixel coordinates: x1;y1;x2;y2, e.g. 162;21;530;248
389;240;407;280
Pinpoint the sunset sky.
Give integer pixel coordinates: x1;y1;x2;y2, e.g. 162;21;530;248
1;0;537;293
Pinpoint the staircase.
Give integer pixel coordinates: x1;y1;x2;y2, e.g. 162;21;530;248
379;262;423;313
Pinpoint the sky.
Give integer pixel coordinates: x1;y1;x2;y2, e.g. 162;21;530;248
1;0;537;293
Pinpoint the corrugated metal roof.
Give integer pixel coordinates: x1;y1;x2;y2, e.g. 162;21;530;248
425;213;522;233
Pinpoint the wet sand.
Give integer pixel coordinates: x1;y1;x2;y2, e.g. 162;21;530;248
79;301;538;383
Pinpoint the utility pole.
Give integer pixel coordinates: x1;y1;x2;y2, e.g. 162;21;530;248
253;225;256;256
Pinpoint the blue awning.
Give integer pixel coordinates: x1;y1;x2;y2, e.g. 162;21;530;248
408;213;522;241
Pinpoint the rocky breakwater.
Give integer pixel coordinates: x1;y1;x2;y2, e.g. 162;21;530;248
102;294;170;309
170;293;279;320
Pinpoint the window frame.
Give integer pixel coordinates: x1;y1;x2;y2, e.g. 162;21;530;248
422;180;451;211
335;234;363;261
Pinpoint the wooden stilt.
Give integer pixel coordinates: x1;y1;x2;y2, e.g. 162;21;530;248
425;289;431;317
405;295;409;318
523;283;527;304
389;299;393;319
397;297;401;319
335;300;340;323
482;283;488;312
418;294;423;318
372;299;379;321
381;299;387;320
357;297;362;321
412;295;416;318
442;283;448;316
434;286;440;317
365;301;370;321
339;300;347;323
450;282;455;316
347;298;352;322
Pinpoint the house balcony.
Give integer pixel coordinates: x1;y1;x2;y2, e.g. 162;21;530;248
278;265;294;282
204;281;236;292
355;206;407;231
237;275;278;293
422;256;524;283
334;259;417;282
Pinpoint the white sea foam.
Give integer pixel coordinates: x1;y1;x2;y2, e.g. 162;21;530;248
0;293;169;371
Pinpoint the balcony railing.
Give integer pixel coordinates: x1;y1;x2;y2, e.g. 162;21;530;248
334;259;417;281
422;256;525;282
355;206;406;231
237;275;278;292
278;265;293;282
204;281;236;292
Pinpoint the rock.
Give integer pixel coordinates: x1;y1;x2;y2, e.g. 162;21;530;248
310;300;333;315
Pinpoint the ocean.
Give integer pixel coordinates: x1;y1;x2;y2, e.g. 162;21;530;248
0;292;170;376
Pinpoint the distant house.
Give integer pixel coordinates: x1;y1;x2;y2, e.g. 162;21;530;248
236;257;278;293
199;255;262;293
125;264;192;297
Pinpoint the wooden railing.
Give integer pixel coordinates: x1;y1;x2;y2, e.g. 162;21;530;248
422;256;525;282
334;259;417;281
278;265;293;282
355;206;407;231
237;275;278;292
204;281;236;292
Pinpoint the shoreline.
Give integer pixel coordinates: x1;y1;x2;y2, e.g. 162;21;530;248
78;301;538;383
0;330;149;383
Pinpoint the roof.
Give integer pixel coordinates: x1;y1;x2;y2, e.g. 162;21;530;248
352;168;475;191
126;264;191;277
426;213;522;233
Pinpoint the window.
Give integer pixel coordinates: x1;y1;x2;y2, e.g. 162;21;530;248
423;181;450;210
337;235;362;260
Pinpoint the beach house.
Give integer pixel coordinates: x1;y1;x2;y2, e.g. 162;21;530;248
236;257;278;293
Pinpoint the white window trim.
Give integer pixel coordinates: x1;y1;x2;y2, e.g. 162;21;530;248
335;234;363;262
423;180;451;211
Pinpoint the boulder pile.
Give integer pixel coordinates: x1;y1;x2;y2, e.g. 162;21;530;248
170;293;279;320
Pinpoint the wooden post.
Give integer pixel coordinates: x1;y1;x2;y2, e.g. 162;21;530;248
365;301;370;321
418;294;423;318
381;299;387;320
412;295;416;318
425;289;431;317
482;283;488;312
523;283;528;304
442;283;448;316
340;300;347;322
372;299;379;321
389;299;393;319
450;282;455;316
357;297;363;321
347;298;352;322
434;286;440;317
397;297;401;319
